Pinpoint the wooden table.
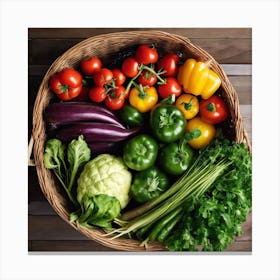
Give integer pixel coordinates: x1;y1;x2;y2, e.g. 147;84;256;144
28;28;252;252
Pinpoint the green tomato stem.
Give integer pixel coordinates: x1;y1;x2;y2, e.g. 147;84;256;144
140;64;166;84
123;68;143;97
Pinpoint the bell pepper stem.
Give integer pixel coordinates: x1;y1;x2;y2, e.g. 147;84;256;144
184;129;202;143
131;81;148;99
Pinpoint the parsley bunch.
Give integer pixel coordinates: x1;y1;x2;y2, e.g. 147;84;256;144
165;137;252;251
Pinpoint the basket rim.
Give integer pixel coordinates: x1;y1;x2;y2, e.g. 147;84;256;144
31;30;251;251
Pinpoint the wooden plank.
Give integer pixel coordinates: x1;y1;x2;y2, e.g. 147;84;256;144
28;214;251;242
29;38;251;65
225;241;252;252
28;215;89;241
221;64;251;76
28;76;41;138
30;240;115;252
235;212;252;241
240;105;252;141
28;28;252;39
29;240;251;252
28;167;44;202
229;76;252;104
29;201;56;215
191;38;251;64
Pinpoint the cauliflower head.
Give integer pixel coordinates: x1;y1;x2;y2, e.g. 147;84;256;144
77;154;132;209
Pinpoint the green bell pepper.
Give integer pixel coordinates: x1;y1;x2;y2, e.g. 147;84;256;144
158;139;193;176
118;104;144;127
123;134;158;171
131;166;169;203
150;104;186;143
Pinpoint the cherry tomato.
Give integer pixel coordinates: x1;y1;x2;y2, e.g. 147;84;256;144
93;68;113;86
72;87;90;102
115;85;129;99
186;117;216;149
49;68;83;101
158;77;182;99
157;53;180;77
105;96;125;110
135;45;159;65
121;57;139;78
137;70;157;86
111;68;126;86
108;85;126;99
199;95;229;124
89;86;107;103
80;56;102;75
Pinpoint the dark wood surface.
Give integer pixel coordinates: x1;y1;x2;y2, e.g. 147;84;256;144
28;28;252;252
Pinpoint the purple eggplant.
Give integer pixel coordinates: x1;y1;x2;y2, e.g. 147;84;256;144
45;102;125;129
87;142;117;155
55;122;140;143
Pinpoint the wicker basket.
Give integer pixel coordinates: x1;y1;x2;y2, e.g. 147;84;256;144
30;30;251;251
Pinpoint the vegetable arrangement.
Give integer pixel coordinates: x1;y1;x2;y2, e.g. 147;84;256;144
43;43;251;251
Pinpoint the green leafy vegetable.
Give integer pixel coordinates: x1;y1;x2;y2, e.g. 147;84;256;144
165;137;252;251
109;138;231;239
108;136;251;252
71;154;132;228
67;136;92;192
43;135;91;206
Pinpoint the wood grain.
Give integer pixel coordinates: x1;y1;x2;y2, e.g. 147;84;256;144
29;240;252;252
28;28;252;252
29;38;251;65
28;213;251;251
28;28;252;39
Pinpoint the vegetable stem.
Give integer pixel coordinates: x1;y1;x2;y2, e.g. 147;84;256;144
121;151;212;221
53;170;78;207
107;158;230;239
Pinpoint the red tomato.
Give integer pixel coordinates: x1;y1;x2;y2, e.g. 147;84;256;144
137;70;157;86
158;77;182;99
49;68;83;101
157;53;180;77
80;56;102;75
117;85;129;99
111;68;126;85
108;85;126;99
135;45;159;65
199;95;229;124
93;68;113;86
121;57;139;78
72;87;90;102
105;96;125;110
89;86;107;103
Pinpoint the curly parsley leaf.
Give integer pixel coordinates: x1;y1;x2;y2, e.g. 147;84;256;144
165;136;252;251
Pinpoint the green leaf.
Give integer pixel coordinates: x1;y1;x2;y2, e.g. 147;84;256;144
67;135;91;191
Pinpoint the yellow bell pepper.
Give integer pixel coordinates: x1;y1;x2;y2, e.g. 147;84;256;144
177;58;221;99
175;93;199;120
129;86;158;113
186;117;216;149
